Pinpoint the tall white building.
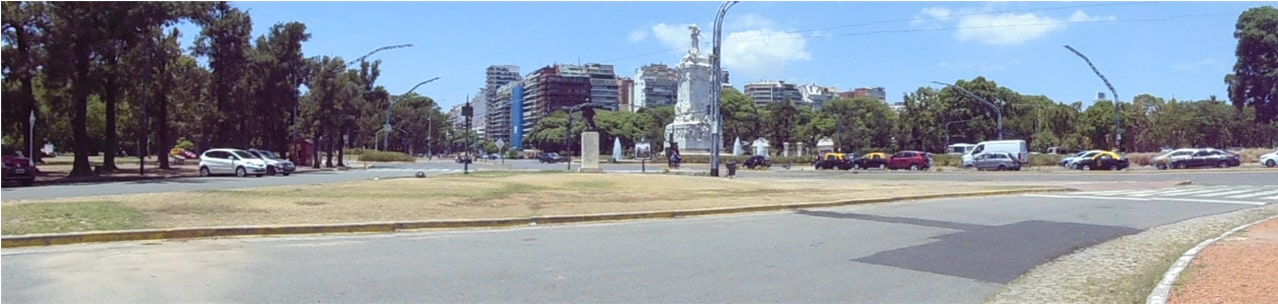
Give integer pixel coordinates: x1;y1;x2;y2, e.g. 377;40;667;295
484;65;521;142
800;83;836;110
744;80;803;106
633;63;680;109
584;63;619;111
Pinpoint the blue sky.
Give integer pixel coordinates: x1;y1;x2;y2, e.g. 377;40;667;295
172;1;1260;110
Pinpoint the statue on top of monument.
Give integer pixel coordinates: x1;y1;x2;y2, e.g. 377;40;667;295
688;24;701;55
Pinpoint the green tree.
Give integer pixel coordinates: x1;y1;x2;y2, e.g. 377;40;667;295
193;2;254;148
764;99;799;155
1226;5;1278;123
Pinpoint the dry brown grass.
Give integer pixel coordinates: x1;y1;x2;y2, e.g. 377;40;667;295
4;172;1053;234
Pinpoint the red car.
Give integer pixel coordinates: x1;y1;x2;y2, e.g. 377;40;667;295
886;150;932;171
2;145;38;186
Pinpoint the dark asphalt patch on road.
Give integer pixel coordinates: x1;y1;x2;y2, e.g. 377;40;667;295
797;210;1142;284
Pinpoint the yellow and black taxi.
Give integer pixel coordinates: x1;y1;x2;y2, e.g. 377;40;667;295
850;152;889;170
815;152;854;170
1070;150;1129;171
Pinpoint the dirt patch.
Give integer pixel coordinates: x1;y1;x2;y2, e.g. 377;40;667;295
1167;218;1278;304
3;173;1057;235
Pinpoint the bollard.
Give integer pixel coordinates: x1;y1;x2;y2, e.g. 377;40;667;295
726;162;737;178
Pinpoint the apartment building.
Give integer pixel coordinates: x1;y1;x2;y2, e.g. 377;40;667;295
632;63;680;109
744;80;803;106
847;86;887;102
470;92;488;138
800;83;836;110
521;64;592;136
585;63;620;111
484;65;522;142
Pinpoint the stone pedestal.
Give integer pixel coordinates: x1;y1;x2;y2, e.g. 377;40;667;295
580;131;602;173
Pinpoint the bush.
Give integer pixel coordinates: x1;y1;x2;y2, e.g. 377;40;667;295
357;150;415;162
174;138;195;151
1123;152;1158;167
344;148;366;156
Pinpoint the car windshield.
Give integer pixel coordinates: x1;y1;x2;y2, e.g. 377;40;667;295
257;151;281;159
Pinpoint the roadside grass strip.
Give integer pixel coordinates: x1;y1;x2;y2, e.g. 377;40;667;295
1;201;151;235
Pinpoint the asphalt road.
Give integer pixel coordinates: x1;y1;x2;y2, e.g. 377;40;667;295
5;189;1272;303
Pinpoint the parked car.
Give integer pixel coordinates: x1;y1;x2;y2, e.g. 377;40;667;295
1;145;37;186
962;140;1027;168
1262;150;1278;168
1167;148;1240;169
743;155;771;169
199;148;268;177
886;150;932;171
850;152;889;170
455;156;473;164
1059;150;1101;167
1064;150;1105;168
246;149;295;176
815;152;852;170
1070;150;1129;171
538;152;569;163
1151;148;1197;170
973;152;1021;171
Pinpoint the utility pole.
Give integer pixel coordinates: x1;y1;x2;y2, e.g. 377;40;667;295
709;0;739;177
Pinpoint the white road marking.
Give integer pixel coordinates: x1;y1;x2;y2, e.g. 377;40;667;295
1227;189;1278;199
1024;194;1267;206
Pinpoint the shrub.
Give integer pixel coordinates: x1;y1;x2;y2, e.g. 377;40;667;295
174;138;195;151
344;148;366;156
357;150;415;162
1123;152;1158;167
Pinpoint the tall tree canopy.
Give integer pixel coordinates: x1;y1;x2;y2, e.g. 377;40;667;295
1226;5;1278;123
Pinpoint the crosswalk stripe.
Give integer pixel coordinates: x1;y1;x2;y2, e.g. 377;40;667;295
1078;190;1142;195
1228;189;1278;199
1187;189;1261;198
1263;195;1278;200
1160;188;1235;197
1023;194;1267;206
1155;187;1228;196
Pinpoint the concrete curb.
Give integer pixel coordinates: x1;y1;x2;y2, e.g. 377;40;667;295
1145;213;1278;304
1;187;1071;248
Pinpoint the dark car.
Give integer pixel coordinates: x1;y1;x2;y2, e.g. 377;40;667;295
1168;148;1241;169
743;155;771;169
538;152;569;163
2;145;37;186
850;152;888;170
815;152;853;170
886;150;932;171
1071;150;1129;171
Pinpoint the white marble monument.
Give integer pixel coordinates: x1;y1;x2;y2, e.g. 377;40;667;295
664;24;715;155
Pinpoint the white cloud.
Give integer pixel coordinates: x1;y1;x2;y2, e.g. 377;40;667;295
721;16;810;80
913;6;1116;46
1068;10;1116;23
955;13;1066;45
650;15;810;80
628;29;648;43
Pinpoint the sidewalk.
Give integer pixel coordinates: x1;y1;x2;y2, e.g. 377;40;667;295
1166;217;1278;304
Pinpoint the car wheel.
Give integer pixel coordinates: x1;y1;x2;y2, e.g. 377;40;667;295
1112;165;1121;171
1267;160;1276;168
235;167;247;177
1156;164;1166;170
1217;161;1228;168
282;173;291;176
1174;162;1187;169
878;164;886;170
20;178;34;186
200;166;211;177
997;165;1006;171
853;163;861;170
1081;164;1092;171
256;174;263;177
267;166;277;176
909;164;920;171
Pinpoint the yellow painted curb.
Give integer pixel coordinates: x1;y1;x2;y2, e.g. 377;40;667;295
1;188;1069;248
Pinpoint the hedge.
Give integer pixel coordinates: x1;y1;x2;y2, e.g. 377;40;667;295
357;150;416;162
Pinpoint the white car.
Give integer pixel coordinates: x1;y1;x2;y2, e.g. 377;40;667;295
199;148;269;177
1152;148;1198;170
1058;150;1102;167
1261;150;1278;168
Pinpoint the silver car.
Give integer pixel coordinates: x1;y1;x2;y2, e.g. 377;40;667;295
247;149;295;176
198;148;269;177
974;152;1021;171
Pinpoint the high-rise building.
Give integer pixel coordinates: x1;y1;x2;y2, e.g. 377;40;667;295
633;63;680;109
585;63;619;111
484;65;522;142
851;86;887;102
494;81;522;149
744;80;803;106
521;64;592;136
470;92;488;138
617;77;634;112
800;83;835;110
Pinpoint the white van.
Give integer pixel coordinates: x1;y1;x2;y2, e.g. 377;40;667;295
962;140;1028;168
947;143;976;155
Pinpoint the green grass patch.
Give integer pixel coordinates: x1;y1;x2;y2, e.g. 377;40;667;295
2;201;151;235
358;150;416;162
564;180;615;189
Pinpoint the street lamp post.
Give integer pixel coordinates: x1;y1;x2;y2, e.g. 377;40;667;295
932;81;1003;140
709;0;739;177
383;77;440;151
1064;45;1121;152
28;110;35;167
462;101;473;175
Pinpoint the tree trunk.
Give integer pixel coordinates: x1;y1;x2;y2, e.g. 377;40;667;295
102;54;120;172
324;130;334;168
69;41;95;177
336;128;346;167
311;131;321;169
156;63;171;170
15;27;43;165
